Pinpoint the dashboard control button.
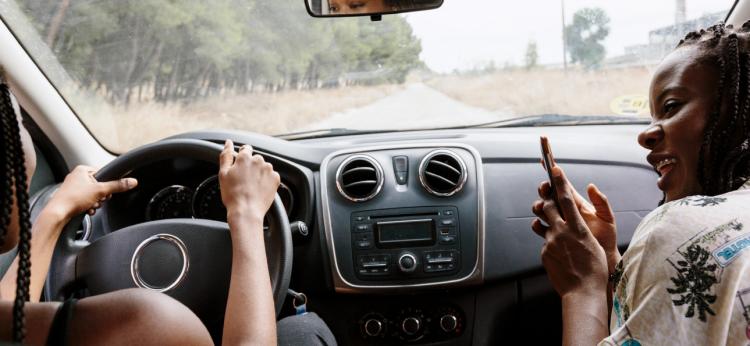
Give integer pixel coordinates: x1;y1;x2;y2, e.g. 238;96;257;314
396;171;408;185
355;216;366;222
440;218;456;226
401;317;421;336
364;318;383;337
439;235;457;244
440;314;458;332
355;240;372;249
353;224;371;232
398;253;417;273
443;209;454;216
393;156;409;185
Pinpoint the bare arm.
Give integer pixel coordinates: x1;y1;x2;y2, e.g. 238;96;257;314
530;166;611;345
561;290;610;346
0;207;66;301
0;166;137;301
219;140;279;345
223;213;276;345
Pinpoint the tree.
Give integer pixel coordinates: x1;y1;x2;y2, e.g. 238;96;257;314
19;0;424;104
564;7;610;69
524;40;538;70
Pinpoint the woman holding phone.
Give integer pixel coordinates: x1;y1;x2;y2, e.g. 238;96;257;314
532;23;750;345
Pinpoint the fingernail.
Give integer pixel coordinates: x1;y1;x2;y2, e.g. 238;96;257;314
551;166;562;177
126;178;138;188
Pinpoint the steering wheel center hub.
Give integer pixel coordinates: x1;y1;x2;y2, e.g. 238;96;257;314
130;234;189;292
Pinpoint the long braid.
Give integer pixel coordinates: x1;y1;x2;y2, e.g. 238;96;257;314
677;22;750;195
0;80;31;342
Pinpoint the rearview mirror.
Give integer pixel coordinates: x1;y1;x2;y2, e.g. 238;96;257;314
305;0;443;17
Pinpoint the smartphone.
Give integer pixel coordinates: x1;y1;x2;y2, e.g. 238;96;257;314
540;136;562;214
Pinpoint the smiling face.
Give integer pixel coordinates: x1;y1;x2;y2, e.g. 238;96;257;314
328;0;387;14
638;45;719;202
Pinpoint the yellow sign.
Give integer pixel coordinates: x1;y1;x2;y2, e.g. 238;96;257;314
610;95;649;116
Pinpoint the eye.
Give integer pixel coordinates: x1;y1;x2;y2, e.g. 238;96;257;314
349;1;366;9
662;99;681;115
329;5;339;12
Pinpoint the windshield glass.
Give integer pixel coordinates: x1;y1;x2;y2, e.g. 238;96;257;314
0;0;732;152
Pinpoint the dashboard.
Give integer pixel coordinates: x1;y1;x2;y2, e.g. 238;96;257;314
86;125;659;345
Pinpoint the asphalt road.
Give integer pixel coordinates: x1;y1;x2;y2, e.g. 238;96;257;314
298;82;510;131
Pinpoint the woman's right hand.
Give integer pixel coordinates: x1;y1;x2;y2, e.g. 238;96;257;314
218;140;280;224
533;178;619;272
47;165;138;220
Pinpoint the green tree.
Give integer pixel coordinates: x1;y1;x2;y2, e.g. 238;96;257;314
564;7;610;69
524;40;538;70
19;0;424;103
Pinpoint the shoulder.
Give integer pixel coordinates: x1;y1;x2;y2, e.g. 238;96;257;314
71;289;212;345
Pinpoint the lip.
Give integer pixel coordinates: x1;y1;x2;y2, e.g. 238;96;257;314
647;152;678;191
646;152;677;172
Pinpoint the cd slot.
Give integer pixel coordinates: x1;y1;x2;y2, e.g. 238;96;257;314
369;211;439;220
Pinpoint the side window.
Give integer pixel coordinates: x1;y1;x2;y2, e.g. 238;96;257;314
29;145;55;197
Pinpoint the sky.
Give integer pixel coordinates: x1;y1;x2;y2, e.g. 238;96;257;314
403;0;732;73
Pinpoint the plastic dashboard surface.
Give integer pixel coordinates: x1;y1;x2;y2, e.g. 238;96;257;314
320;144;484;292
170;124;660;285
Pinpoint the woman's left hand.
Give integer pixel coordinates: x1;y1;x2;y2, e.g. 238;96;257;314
530;166;609;298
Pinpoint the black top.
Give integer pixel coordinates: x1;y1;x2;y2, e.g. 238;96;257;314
46;299;77;346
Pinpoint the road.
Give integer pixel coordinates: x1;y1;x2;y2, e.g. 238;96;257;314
297;82;511;131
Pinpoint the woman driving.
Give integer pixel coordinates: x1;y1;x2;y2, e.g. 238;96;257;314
532;22;750;345
0;75;324;344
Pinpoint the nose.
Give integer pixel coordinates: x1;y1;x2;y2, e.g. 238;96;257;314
637;124;664;150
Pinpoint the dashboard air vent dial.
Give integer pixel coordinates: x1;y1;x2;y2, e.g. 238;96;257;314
336;155;384;202
419;150;467;197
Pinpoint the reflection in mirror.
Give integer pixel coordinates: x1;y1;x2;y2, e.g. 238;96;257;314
306;0;443;17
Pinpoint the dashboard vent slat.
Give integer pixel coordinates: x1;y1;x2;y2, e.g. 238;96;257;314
428;159;461;176
419;150;467;197
336;155;383;202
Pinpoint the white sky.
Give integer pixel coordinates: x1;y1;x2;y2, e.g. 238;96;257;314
404;0;732;73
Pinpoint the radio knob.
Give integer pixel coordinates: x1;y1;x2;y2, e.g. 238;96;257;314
440;314;458;332
401;316;421;336
364;318;383;337
398;253;417;273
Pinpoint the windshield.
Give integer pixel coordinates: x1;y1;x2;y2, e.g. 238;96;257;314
0;0;732;152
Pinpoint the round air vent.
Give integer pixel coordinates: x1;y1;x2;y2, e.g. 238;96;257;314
336;155;384;202
419;150;467;197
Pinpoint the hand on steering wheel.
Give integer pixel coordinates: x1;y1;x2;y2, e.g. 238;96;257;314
47;165;138;218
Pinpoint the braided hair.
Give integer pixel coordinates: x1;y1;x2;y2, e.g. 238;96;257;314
0;77;32;342
676;21;750;196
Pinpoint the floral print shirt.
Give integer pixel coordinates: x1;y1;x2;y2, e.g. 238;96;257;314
600;181;750;346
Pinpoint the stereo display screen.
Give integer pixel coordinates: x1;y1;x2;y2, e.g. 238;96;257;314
376;219;435;247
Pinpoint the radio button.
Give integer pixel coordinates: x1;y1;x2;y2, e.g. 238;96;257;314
439;235;457;244
443;210;454;216
398;253;418;273
355;240;372;249
353;224;371;232
440;218;456;226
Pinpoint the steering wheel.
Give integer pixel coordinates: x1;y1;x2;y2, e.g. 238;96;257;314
41;139;292;342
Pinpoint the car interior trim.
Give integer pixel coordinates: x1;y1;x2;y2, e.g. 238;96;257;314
320;142;486;293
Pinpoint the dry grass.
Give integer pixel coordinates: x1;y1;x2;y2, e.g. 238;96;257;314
425;67;654;117
74;84;402;152
72;67;656;153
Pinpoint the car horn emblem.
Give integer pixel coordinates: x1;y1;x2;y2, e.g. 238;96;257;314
130;234;189;292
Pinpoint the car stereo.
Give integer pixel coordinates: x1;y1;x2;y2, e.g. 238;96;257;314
351;206;461;280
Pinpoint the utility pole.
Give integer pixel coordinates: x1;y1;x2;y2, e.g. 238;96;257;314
561;0;568;70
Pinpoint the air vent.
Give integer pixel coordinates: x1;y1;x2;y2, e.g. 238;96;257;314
419;150;467;197
336;155;384;202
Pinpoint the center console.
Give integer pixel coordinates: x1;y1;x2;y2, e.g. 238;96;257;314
319;144;485;293
352;206;461;280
